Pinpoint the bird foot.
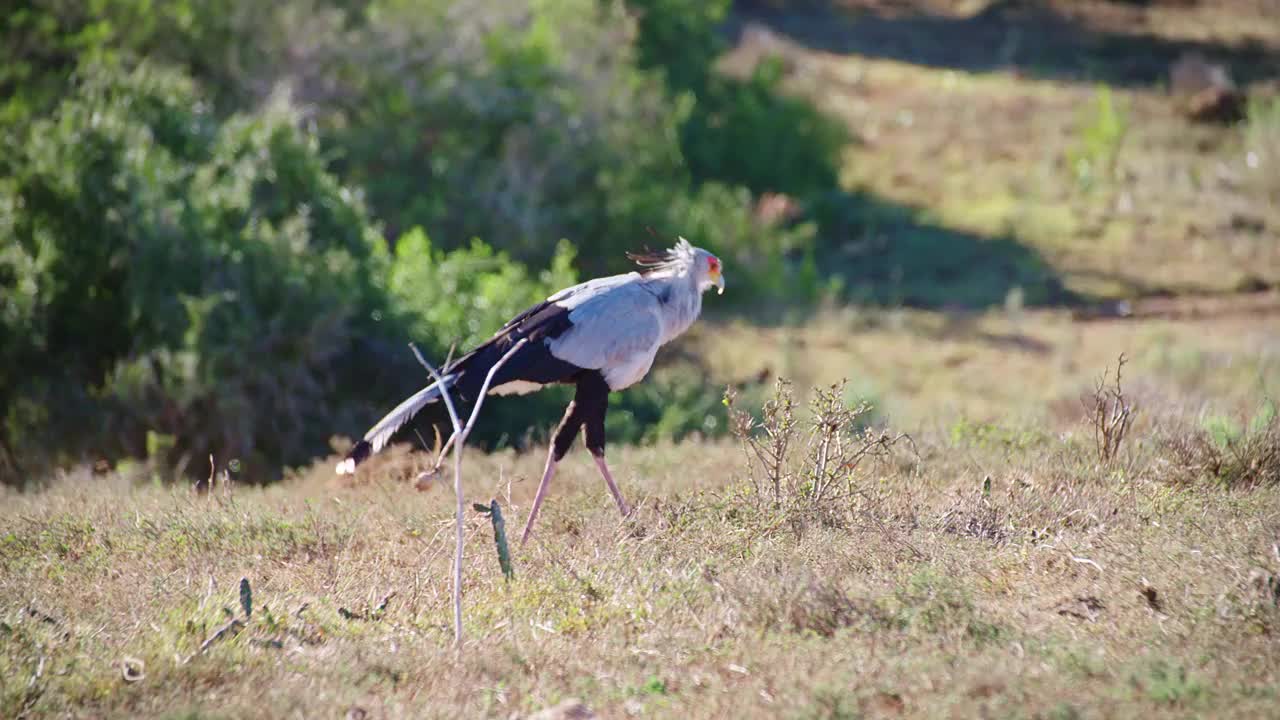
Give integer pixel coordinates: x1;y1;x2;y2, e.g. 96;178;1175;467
618;508;648;540
414;463;445;491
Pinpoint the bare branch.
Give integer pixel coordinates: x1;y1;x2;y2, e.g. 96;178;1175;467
407;338;527;651
409;343;463;433
1083;353;1135;466
463;339;529;441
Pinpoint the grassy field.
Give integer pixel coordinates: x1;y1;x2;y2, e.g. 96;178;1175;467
5;1;1280;717
730;0;1280;303
3;304;1278;719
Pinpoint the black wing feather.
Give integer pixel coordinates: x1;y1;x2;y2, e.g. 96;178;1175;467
340;295;586;473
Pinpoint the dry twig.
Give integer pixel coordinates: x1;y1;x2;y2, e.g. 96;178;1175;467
1084;353;1135;465
410;338;528;651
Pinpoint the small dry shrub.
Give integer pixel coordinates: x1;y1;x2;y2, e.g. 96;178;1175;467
1162;402;1280;489
725;378;904;531
726;377;800;511
1015;469;1122;536
938;479;1011;544
1082;354;1136;467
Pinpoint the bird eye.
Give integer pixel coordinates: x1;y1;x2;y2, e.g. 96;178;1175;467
708;256;720;272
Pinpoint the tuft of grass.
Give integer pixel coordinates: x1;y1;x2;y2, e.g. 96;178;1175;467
891;569;1004;647
1069;85;1130;193
1244;94;1280;204
1162;401;1280;489
1138;661;1207;706
938;481;1011;545
792;685;860;720
726;569;891;639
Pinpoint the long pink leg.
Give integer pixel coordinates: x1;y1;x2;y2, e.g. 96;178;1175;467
593;453;631;517
520;446;559;546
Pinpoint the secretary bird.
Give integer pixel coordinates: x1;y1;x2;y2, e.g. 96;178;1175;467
336;238;724;543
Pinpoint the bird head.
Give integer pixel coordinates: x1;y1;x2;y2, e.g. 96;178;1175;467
627;236;725;295
693;245;725;296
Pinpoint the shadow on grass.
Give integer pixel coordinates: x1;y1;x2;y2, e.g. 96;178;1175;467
731;0;1280;88
810;190;1078;310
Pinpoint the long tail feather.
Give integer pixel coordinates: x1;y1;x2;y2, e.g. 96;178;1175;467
336;373;456;475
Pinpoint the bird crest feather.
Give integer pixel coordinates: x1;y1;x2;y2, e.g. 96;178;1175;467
625;237;695;275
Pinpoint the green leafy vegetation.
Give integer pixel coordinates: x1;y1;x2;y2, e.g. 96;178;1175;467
389;229;578;353
1068;85;1130;192
0;0;847;482
0;62;397;481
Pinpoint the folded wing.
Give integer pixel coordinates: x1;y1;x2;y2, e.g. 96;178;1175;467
547;282;664;390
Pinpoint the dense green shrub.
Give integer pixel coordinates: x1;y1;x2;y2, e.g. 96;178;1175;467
623;0;730;93
666;182;821;303
1;0;868;481
624;0;846;197
4;0;848;287
609;364;742;445
321;0;692;274
682;58;848;198
0;62;397;482
618;0;847;306
1;0;374;123
0;60;748;481
389;229;578;354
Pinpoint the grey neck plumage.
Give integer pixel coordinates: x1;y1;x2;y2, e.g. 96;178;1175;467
644;269;702;346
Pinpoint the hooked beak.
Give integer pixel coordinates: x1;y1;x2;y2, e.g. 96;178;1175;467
714;271;725;295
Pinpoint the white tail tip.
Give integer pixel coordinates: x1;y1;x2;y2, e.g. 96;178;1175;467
335;458;356;476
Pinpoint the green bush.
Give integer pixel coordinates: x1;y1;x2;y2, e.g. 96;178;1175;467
623;0;730;93
1;1;298;123
0;62;397;483
681;58;848;198
665;182;821;304
609;364;738;445
324;0;845;285
1;0;871;481
4;0;848;289
389;228;578;353
322;0;691;274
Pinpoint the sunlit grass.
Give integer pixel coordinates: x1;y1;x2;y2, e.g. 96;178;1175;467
4;308;1279;718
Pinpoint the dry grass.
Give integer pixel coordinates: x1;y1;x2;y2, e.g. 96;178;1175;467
729;0;1280;300
4;263;1278;719
1161;402;1280;489
4;343;1280;718
689;301;1279;429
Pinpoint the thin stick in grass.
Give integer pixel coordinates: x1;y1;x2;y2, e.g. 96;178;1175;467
409;338;528;650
